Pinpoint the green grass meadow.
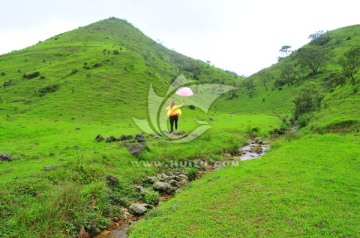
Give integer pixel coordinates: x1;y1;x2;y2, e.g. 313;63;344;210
130;134;360;237
0;18;359;237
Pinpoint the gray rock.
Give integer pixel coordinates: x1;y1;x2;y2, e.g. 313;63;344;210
135;186;145;193
118;134;127;141
177;174;189;181
176;179;189;187
137;137;147;143
106;136;117;143
153;181;170;193
127;143;145;156
0;153;13;161
135;133;146;141
168;179;178;187
129;203;148;215
95;134;104;142
42;166;57;171
250;144;263;154
147;176;158;183
166;186;178;195
106;175;119;185
254;137;263;144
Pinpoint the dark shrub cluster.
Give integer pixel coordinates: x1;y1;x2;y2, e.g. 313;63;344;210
310;34;331;46
38;84;60;96
23;72;40;79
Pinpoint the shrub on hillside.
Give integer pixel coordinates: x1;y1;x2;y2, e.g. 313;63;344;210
339;46;360;85
323;73;346;90
69;69;79;76
243;78;256;98
296;47;332;75
274;78;286;88
226;91;238;100
93;63;102;68
3;80;15;87
293;82;323;124
38;84;60;96
310;34;331;46
23;72;40;79
141;189;159;205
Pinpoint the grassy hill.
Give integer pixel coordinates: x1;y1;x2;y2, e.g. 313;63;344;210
215;25;360;124
131;134;360;237
0;17;240;120
0;17;276;237
0;18;359;238
129;25;360;237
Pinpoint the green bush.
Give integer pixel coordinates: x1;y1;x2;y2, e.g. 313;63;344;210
310;34;331;46
293;82;323;120
23;71;40;79
141;189;159;205
187;167;198;181
38;84;60;97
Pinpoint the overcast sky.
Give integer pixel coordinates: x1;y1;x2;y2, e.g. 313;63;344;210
0;0;359;76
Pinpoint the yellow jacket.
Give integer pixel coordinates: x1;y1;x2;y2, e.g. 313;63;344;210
166;105;182;117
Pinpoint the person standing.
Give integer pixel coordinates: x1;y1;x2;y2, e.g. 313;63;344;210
166;100;183;133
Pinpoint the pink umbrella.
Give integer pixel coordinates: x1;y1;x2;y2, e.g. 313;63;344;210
175;87;193;96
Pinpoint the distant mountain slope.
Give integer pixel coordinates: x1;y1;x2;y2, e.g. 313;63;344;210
215;24;360;132
0;17;241;120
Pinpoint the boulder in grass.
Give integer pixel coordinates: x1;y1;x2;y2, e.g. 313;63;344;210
126;143;145;156
95;134;104;142
106;136;117;143
0;153;13;162
129;203;148;215
136;136;146;143
43;166;57;171
153;181;170;193
106;175;120;185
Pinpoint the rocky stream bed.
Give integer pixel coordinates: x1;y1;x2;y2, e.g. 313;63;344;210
91;138;269;238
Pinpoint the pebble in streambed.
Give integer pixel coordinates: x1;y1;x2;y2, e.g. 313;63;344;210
95;138;269;237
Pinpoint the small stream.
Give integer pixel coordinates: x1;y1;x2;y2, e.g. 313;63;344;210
239;143;269;161
93;140;269;238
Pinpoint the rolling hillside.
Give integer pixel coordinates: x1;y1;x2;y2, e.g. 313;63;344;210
0;18;359;238
0;17;241;120
130;25;360;237
215;24;360;130
0;17;253;238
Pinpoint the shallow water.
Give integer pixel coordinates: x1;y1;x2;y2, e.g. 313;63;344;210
239;143;270;161
97;142;269;237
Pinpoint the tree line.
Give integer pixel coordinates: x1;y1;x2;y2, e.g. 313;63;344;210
240;31;360;126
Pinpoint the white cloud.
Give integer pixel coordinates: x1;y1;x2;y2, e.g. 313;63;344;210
0;19;79;54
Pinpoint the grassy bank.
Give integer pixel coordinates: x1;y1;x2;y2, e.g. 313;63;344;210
0;112;282;237
130;134;360;237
